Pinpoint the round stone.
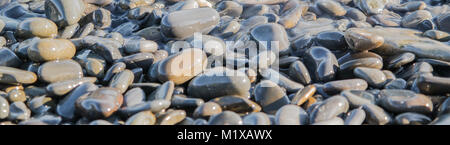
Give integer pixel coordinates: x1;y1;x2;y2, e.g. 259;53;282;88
157;49;207;85
193;102;222;118
38;59;83;83
28;38;76;62
310;95;349;123
275;104;308;125
16;17;58;38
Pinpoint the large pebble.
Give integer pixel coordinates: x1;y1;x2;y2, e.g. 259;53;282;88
354;67;387;88
76;87;123;119
395;112;431;125
193;102;222;118
310;95;349;123
243;112;271;125
275;105;308;125
254;80;290;114
354;0;387;15
109;69;134;94
0;97;9;119
38;59;83;83
250;23;290;52
208;111;243;125
125;110;156;125
16;17;58;38
322;79;368;95
57;82;97;120
28;38;76;62
0;48;22;67
157;49;207;85
304;46;339;82
8;102;31;121
210;95;260;114
345;28;384;52
379;89;433;114
344;108;366;125
362;104;392;125
157;109;186;125
341;90;375;108
0;66;37;84
45;0;85;26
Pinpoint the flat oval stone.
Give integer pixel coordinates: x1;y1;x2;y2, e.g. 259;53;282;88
0;97;9;119
123;87;145;107
354;0;386;15
387;52;415;69
254;80;290;115
208;111;243;125
45;0;85;26
188;67;251;100
161;8;220;40
395;112;431;125
289;61;311;85
275;104;308;125
102;62;126;83
210;95;260;114
158;49;207;85
27;38;76;62
346;8;366;21
322;79;368;95
423;30;450;41
310;95;349;123
317;0;346;17
124;39;158;54
362;104;392;125
304;46;339;82
341;90;375;108
148;81;174;101
260;69;304;93
16;17;58;38
38;59;83;83
125;110;156;125
8;101;31;121
119;100;171;116
339;57;383;76
109;69;134;94
0;66;37;84
344;108;366;125
278;1;308;29
243;112;271;125
57;82;98;120
315;31;346;51
401;10;433;29
384;79;407;89
76;87;123;119
156;109;186;125
354;67;387;88
416;75;450;95
291;85;316;106
170;94;204;109
193;102;222;118
345;28;384;51
46;77;97;96
250;23;290;52
379;89;433;114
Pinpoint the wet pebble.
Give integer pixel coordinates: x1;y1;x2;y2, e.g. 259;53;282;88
75;87;123;119
208;111;242;125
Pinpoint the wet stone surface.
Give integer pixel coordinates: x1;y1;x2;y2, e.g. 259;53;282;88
0;0;448;125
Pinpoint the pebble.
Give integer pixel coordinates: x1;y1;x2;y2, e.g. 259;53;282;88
123;87;146;107
0;48;21;67
384;79;407;89
243;112;271;125
27;95;53;115
401;10;433;30
16;17;58;38
254;80;290;114
311;117;344;125
109;69;134;94
148;81;174;101
289;61;311;85
291;85;316;106
395;112;431;125
208;111;243;125
344;108;366;125
250;23;290;52
188;67;251;100
423;30;450;41
216;1;243;18
193;102;222;118
156;109;186;125
75;87;123;119
0;66;37;84
45;0;85;26
354;67;387;88
275;105;308;125
38;59;83;83
162;8;220;40
317;0;346;17
304;46;339;82
379;89;433;114
345;28;384;52
341;90;376;108
387;52;415;69
157;49;207;85
354;0;387;15
28;38;76;62
322;79;368;95
415;75;450;95
125;110;156;125
7;89;26;102
362;104;392;125
210;95;260;114
8;101;31;121
0;97;9;119
309;95;349;123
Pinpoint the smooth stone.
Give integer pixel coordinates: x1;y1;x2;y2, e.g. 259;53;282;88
362;104;392;125
278;0;308;29
338;51;383;64
123;87;145;107
28;38;76;62
0;97;9;119
387;52;415;69
275;104;308;125
248;50;277;70
322;79;368;95
125;110;156;125
304;46;339;82
57;82;98;120
216;1;243;18
84;36;122;63
416;59;450;77
114;53;154;70
102;62;126;83
289;61;311;85
161;8;220;40
210;17;240;38
46;77;97;96
45;0;85;26
384;79;407;89
119;100;171;116
345;8;366;21
341;90;376;108
260;68;304;93
389;1;426;12
354;0;387;15
291;35;314;57
8;102;30;121
423;30;450;41
124;39;158;54
401;10;433;29
416;75;450;95
89;120;113;125
109;69;134;94
118;0;155;9
339;57;383;77
177;117;195;125
344;108;366;125
430;114;450;125
354;67;387;88
291;85;316;106
170;94;204;109
254;80;290;115
156;109;186;125
27;96;53;115
24;86;47;98
16;17;57;38
38;59;83;83
396;62;433;79
188;35;225;57
148;81;174;101
436;12;450;33
311;117;344;125
250;23;290;52
193;102;222;118
243;112;271;125
60;24;79;39
0;66;37;84
317;0;346;17
210;95;261;114
379;89;433;114
367;12;402;27
0;46;23;67
188;67;251;100
158;49;207;85
76;87;123;119
310;95;349;123
395;112;431;125
79;8;111;29
315;31;346;51
7;89;26;102
208;111;243;125
345;28;384;52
